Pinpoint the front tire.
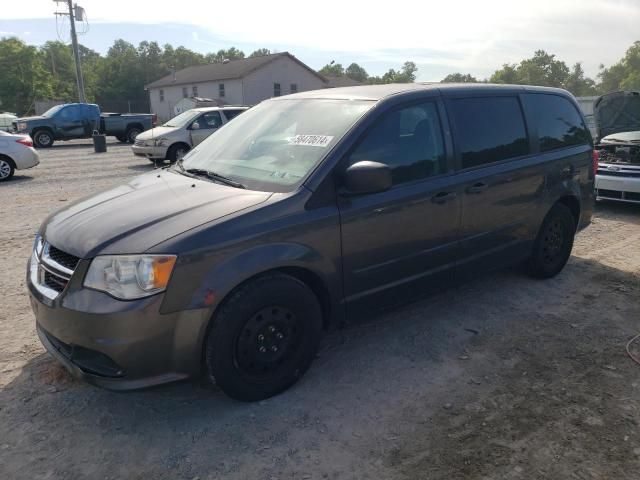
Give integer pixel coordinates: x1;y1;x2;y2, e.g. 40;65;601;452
205;273;323;402
33;130;54;148
527;203;576;279
167;143;190;163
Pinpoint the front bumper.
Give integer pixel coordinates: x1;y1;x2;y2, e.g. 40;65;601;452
131;144;167;160
596;170;640;204
28;255;211;390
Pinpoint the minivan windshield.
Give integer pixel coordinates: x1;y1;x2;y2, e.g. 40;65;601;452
179;99;374;192
163;110;201;128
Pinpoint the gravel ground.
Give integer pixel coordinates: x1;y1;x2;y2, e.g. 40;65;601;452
1;140;639;480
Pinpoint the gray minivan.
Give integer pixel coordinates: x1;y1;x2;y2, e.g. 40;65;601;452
28;84;595;401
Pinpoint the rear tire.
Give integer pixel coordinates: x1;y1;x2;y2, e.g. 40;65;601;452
125;127;142;144
0;157;15;182
527;203;576;279
205;273;323;402
33;130;54;148
116;135;127;143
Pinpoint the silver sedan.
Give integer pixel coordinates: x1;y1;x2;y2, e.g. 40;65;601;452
0;131;40;182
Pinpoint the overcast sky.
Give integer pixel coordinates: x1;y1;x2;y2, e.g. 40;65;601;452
2;0;639;81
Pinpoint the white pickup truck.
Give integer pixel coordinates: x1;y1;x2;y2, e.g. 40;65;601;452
132;106;248;163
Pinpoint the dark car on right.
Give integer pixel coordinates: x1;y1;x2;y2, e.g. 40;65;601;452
593;91;640;204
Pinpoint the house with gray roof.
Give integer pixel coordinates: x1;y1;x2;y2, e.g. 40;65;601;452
146;52;328;121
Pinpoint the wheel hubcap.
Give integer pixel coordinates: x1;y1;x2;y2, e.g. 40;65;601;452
39;133;50;145
235;306;300;375
176;148;186;160
541;220;564;264
0;160;10;178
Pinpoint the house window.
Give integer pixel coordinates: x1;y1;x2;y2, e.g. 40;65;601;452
274;83;281;97
192;85;198;97
182;87;188;98
219;83;225;98
290;83;298;94
159;89;164;102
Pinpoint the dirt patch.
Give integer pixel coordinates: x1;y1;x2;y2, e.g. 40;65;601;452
0;142;639;479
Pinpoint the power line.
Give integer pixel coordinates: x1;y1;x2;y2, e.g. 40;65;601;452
53;0;86;103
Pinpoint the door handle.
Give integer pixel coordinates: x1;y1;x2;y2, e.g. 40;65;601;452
431;191;457;204
466;182;489;194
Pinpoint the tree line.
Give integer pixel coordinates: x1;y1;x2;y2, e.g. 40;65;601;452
0;36;638;116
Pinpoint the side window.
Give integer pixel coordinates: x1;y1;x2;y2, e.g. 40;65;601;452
450;96;529;169
223;109;244;121
523;94;590;152
196;111;222;129
347;102;447;185
59;105;81;121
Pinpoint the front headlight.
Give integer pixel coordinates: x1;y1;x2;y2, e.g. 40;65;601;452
84;254;177;300
17;122;27;131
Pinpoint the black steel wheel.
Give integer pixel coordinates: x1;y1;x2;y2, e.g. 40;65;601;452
527;203;576;278
205;273;323;401
125;127;142;144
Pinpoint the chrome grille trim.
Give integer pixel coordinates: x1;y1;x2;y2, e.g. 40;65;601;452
41;242;75;277
30;240;79;300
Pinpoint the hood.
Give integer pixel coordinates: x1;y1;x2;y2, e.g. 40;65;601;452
136;126;180;141
17;115;47;122
594;91;640;141
41;170;272;258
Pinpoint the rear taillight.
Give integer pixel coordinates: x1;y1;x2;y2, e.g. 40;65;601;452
16;137;33;148
592;149;599;175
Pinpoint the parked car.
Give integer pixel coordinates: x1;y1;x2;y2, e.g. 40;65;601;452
28;84;594;401
132;106;248;162
12;103;157;148
0;112;18;132
593;91;640;204
0;131;39;181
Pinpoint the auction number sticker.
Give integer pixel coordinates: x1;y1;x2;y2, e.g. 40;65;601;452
288;135;334;147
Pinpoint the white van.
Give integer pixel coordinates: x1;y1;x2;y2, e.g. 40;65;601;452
132;106;248;162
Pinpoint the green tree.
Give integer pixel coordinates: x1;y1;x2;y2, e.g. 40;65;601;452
249;48;271;57
345;63;368;83
319;62;345;77
598;41;640;92
441;73;478;83
490;64;518;84
565;62;597;96
205;47;245;63
0;37;51;114
370;61;418;84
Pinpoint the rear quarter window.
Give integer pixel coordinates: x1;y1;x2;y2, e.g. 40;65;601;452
449;96;529;169
522;94;590;152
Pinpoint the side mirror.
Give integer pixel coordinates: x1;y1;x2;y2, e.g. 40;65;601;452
343;161;392;195
190;122;201;130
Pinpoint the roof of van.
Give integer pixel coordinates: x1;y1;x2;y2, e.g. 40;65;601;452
279;83;571;101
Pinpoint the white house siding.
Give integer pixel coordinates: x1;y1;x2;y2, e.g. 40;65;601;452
149;79;243;122
241;56;325;105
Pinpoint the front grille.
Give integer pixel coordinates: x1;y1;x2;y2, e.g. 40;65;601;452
43;270;68;292
134;138;145;147
597;189;623;199
47;244;80;271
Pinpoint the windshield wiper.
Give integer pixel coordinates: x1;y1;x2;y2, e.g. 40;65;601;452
185;167;246;189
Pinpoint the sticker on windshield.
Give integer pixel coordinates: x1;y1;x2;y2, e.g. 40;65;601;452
288;135;334;147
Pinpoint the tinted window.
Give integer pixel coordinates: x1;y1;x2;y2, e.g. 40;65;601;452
194;111;222;129
348;102;446;185
523;94;589;152
223;109;244;121
450;96;529;169
58;105;81;121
